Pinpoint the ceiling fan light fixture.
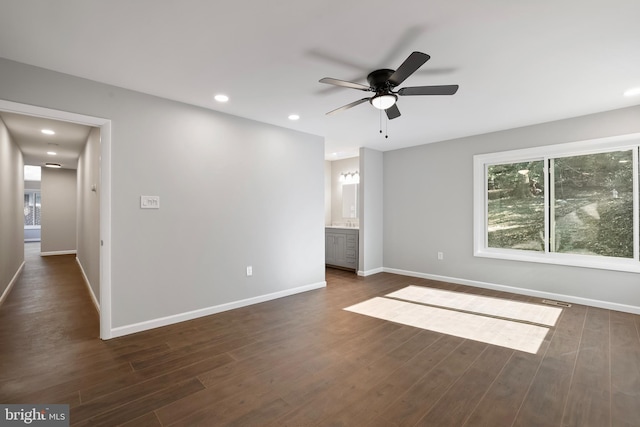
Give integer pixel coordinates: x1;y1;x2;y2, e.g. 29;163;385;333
623;87;640;97
370;93;397;110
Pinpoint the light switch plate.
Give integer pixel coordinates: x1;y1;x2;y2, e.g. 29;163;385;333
140;195;160;209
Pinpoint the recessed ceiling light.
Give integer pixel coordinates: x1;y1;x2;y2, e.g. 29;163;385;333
45;162;61;168
47;151;57;155
623;87;640;97
214;94;229;103
41;129;55;135
288;114;300;121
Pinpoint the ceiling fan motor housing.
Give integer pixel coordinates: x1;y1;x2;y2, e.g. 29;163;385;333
367;69;395;94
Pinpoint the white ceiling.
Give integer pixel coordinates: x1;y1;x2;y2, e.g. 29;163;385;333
0;111;92;169
1;0;639;161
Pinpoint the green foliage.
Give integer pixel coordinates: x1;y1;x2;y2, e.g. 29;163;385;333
488;160;544;192
554;150;633;197
595;196;634;257
487;197;545;251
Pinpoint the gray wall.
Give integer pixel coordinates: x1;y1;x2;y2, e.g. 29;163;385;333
324;160;331;225
384;104;640;309
0;116;24;300
41;167;77;254
359;147;383;275
24;181;40;190
77;127;101;304
0;58;325;331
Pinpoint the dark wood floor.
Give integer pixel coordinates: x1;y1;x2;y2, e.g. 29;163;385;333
1;243;639;426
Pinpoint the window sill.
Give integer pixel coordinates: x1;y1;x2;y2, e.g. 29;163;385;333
475;248;640;274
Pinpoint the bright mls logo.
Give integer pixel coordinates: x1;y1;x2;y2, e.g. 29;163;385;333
1;404;69;426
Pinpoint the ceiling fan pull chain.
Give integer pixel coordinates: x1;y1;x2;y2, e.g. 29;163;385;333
379;108;382;134
385;114;389;139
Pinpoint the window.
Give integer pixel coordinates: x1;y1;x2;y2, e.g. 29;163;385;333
24;190;41;227
474;134;640;273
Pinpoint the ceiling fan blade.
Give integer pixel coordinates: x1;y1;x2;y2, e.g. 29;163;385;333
326;98;370;115
398;85;459;96
388;51;430;87
308;49;370;72
319;78;371;91
385;104;401;120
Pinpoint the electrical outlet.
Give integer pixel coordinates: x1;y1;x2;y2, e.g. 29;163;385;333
246;266;253;276
437;252;444;261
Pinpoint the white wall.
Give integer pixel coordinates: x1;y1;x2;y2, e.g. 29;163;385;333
0;116;24;302
77;127;101;304
0;57;325;334
41;168;77;254
384;104;640;311
358;148;384;275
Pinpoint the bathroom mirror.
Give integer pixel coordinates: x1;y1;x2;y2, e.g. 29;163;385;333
342;183;358;219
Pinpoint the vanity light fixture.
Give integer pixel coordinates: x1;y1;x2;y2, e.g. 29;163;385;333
339;171;360;184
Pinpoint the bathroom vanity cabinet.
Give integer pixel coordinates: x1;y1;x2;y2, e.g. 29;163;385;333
325;227;358;271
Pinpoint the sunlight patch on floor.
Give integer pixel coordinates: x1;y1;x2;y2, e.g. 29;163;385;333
344;287;563;354
386;285;562;326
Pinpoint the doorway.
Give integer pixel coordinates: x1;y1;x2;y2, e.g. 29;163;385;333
0;99;112;339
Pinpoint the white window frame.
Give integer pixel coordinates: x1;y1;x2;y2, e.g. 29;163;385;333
24;190;41;229
473;133;640;273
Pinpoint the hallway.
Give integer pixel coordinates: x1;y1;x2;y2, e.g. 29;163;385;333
0;243;100;401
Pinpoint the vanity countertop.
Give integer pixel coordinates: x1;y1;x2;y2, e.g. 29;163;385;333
325;226;359;230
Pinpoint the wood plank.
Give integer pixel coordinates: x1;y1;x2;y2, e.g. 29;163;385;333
72;378;204;427
116;412;162;427
561;307;611;427
416;344;514;426
79;351;234;404
610;310;640;427
273;326;422;425
512;306;585;426
316;332;452;426
379;339;488;427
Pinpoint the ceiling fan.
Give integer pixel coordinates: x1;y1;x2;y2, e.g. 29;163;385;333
320;51;458;120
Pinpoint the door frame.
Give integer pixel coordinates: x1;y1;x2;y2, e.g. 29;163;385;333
0;99;112;339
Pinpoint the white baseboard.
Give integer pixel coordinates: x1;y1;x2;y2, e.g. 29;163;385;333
0;261;25;307
41;250;77;256
109;280;327;339
383;267;640;315
358;267;384;277
76;257;100;313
